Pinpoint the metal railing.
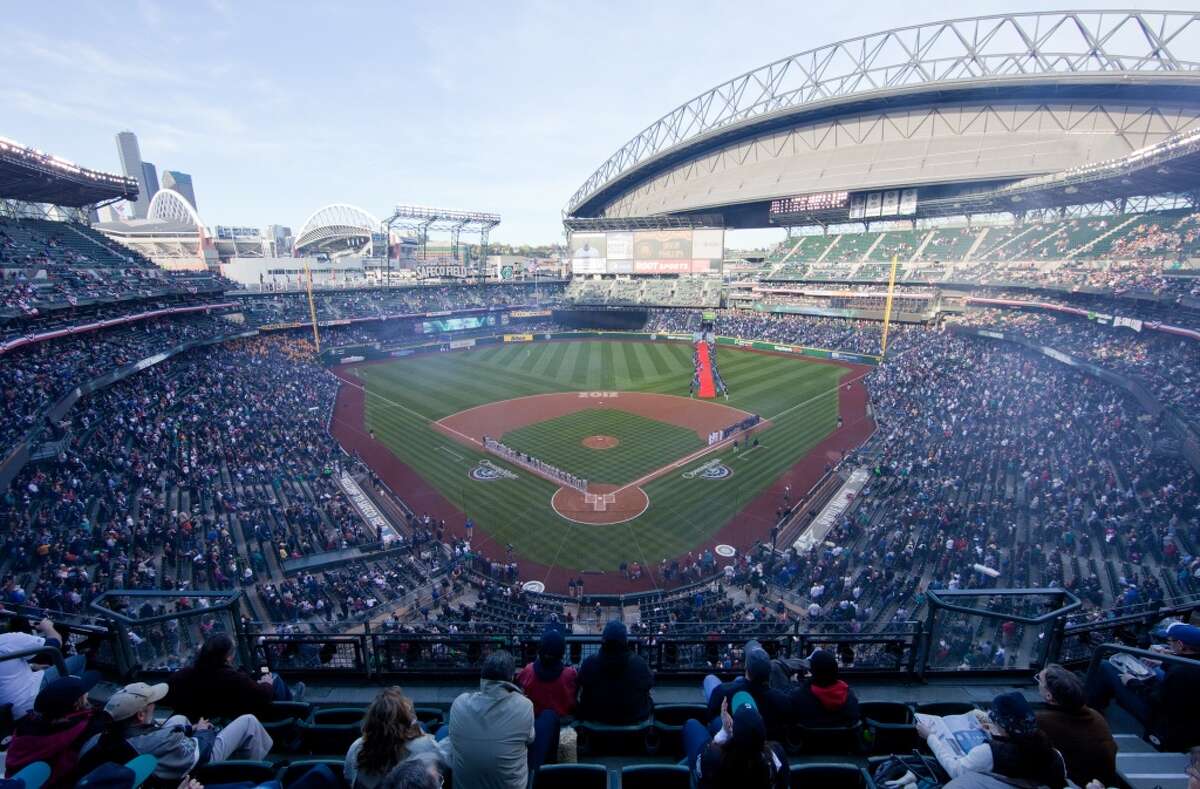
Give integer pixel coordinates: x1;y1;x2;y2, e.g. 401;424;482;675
22;587;1188;683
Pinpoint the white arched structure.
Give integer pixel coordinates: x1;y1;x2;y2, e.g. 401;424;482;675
147;188;206;233
294;203;380;255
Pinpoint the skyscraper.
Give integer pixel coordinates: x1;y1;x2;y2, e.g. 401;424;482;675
142;162;159;203
115;131;150;219
162;170;197;211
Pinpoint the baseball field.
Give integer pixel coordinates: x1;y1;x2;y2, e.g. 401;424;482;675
333;339;866;586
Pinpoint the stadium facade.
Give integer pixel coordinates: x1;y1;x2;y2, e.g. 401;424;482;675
566;11;1200;229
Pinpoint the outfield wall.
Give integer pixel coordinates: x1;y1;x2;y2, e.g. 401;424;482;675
322;330;882;367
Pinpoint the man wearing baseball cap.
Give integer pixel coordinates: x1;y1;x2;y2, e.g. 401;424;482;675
79;681;272;782
1086;621;1200;751
6;674;102;786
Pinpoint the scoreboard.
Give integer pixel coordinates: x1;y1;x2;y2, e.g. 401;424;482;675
769;191;850;215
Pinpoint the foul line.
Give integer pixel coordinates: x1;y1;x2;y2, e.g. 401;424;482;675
336;374;482;448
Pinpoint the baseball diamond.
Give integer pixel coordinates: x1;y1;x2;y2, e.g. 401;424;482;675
330;338;874;593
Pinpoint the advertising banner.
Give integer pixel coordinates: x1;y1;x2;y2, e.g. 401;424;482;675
607;232;634;260
569;232;607;274
881;190;899;216
633;230;691;260
607;259;634;274
693;228;724;261
865;193;882;218
509;309;553;318
449;339;476;349
634;259;693;274
899;188;918;215
503;333;534;342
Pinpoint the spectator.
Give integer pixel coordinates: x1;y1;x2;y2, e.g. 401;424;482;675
0;618;86;719
380;757;443;789
919;692;1067;789
516;628;577;718
80;682;272;782
778;649;860;728
166;633;301;721
345;687;439;789
682;699;788;789
439;651;557;789
1086;622;1200;751
703;643;787;736
1034;664;1118;788
5;675;103;786
577;621;653;724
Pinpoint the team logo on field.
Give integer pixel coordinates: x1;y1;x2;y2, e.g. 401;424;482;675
469;460;518;482
682;458;732;480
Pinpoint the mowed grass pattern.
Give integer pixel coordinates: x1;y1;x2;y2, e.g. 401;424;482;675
360;340;847;571
501;409;704;485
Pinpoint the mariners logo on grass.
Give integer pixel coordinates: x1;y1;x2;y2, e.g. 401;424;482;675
682;458;732;481
469;460;518;482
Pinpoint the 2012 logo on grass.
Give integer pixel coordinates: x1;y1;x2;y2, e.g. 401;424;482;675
469;460;519;482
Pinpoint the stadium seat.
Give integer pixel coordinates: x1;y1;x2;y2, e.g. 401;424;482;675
620;764;689;789
651;703;708;754
576;718;655;756
259;701;313;751
277;759;347;787
789;762;874;789
785;721;866;754
192;760;277;785
297;708;365;754
913;702;976;717
415;705;446;730
860;701;918;755
533;763;607;789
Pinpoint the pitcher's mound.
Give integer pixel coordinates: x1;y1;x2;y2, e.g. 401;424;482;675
552;483;649;525
582;435;620;450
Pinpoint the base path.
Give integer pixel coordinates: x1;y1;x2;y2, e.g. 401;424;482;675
327;354;875;595
435;391;755;444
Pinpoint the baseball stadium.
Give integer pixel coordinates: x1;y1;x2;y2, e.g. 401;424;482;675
2;8;1200;789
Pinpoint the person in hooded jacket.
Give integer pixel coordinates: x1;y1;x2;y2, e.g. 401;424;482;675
516;628;577;718
5;675;104;787
576;621;653;725
777;650;860;728
918;692;1067;789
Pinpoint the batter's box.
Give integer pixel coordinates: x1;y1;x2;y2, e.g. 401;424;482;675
583;492;618;511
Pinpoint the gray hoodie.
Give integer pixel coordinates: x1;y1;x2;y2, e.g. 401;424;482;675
439;679;534;789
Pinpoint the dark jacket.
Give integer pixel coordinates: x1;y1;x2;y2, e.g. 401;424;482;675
988;736;1067;789
780;679;860;728
1035;704;1118;788
707;678;788;738
1148;659;1200;750
695;740;788;789
6;708;104;787
166;664;274;720
577;647;653;724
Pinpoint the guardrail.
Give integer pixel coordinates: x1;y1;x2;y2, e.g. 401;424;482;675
27;587;1189;683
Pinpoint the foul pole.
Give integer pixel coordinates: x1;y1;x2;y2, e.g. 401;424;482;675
305;262;321;353
880;254;900;358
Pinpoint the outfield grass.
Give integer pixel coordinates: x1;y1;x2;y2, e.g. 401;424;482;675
501;409;703;486
359;340;846;571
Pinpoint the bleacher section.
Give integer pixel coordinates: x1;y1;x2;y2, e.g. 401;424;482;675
764;210;1200;295
564;278;721;307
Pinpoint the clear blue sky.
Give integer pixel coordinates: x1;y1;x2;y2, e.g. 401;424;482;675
1;0;1192;246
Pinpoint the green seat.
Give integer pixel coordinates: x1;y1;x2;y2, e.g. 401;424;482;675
297;715;363;755
192;760;277;785
861;701;917;755
789;762;874;789
534;763;607;789
786;721;865;755
621;764;689;789
576;718;654;756
277;759;346;787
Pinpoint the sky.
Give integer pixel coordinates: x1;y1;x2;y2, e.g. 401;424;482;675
2;0;1194;248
